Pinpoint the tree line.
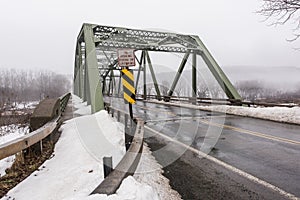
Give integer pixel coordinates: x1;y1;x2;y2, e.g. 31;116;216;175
0;69;71;110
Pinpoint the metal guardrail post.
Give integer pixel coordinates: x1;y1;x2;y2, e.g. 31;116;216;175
103;157;113;178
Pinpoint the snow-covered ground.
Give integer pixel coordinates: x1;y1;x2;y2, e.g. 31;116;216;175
1;95;171;200
0;124;29;144
0;125;29;177
148;100;300;125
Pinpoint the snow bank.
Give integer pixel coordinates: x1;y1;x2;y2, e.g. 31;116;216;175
134;144;182;200
148;100;300;125
2;95;161;200
1;98;125;199
0;156;15;177
65;176;159;200
198;105;300;125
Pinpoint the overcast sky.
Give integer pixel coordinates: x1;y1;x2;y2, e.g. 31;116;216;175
1;0;299;75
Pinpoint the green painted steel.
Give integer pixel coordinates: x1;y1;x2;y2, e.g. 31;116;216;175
192;36;242;100
167;50;190;97
143;51;147;100
83;24;104;113
135;51;144;94
74;23;241;112
145;51;161;100
78;42;84;99
73;43;80;96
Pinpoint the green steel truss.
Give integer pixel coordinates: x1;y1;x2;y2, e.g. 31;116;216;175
74;23;241;113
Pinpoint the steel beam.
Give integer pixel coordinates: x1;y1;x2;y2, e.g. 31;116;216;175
135;51;144;94
192;52;197;104
77;42;84;99
143;51;147;99
83;24;104;113
118;73;122;97
167;50;190;97
74;42;80;96
145;51;161;100
192;36;241;100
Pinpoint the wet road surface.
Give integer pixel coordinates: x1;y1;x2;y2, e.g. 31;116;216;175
106;97;300;199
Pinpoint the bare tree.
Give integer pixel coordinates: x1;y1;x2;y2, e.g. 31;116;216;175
258;0;300;41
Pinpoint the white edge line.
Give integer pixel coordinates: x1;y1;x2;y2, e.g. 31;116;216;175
145;126;300;200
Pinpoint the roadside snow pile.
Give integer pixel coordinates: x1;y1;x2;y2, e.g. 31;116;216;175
198;105;300;125
2;95;161;200
148;100;300;125
67;176;159;200
1;107;124;199
73;95;91;115
134;144;182;200
0;156;15;177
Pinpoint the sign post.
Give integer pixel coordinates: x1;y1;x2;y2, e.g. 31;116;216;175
118;49;136;119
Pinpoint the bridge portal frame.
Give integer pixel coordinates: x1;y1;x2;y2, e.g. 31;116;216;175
74;23;241;113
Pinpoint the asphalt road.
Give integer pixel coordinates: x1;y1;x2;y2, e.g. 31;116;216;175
106;97;300;199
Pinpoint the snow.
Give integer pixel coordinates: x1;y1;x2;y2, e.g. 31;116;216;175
0;125;29;176
0;156;15;177
0;122;29;177
0;125;29;145
1;95;162;200
13;101;39;110
147;100;300;125
202;105;300;125
134;144;182;200
63;176;159;200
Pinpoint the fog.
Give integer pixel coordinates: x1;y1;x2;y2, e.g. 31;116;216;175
0;0;299;86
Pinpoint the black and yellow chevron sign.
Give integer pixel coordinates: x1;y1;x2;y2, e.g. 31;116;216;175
121;69;136;104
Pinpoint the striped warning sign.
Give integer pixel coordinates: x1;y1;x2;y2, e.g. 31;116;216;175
121;69;136;104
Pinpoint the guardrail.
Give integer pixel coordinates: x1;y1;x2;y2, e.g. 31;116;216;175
0;93;71;160
91;103;144;195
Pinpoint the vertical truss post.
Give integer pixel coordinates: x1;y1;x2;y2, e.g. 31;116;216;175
112;71;116;96
167;50;190;97
74;43;80;96
83;24;104;113
145;51;161;100
135;51;144;95
108;70;114;96
192;52;197;104
118;72;122;97
78;42;84;99
83;61;90;103
143;51;147;100
192;36;241;100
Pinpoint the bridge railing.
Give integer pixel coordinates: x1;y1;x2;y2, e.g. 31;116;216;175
0;93;71;160
91;102;144;195
134;94;297;108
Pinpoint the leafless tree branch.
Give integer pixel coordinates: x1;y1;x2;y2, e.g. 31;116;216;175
258;0;300;42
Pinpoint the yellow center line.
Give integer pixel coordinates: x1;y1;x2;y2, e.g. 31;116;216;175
199;119;300;145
